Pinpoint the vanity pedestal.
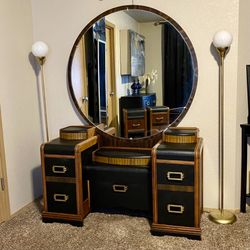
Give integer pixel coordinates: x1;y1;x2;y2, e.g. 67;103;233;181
40;135;98;226
151;128;203;239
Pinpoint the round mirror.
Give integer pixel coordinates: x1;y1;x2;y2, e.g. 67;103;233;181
68;5;198;139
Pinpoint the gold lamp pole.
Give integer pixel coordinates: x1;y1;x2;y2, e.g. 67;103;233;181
209;31;236;224
32;41;49;142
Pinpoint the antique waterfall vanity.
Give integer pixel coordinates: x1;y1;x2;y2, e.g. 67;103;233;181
40;5;203;239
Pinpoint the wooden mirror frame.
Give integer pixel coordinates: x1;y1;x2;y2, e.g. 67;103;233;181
67;5;198;147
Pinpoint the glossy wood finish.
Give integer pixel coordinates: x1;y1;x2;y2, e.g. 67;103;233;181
151;137;203;239
40;136;98;224
67;5;198;147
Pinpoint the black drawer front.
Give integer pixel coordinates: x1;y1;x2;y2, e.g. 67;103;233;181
85;165;151;213
157;190;194;227
89;180;151;212
157;163;194;186
45;158;75;177
156;143;195;161
46;182;77;214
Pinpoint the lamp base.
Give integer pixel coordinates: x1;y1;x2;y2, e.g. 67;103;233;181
208;210;237;224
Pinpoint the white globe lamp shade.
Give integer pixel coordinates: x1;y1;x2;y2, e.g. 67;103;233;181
212;31;233;48
32;41;49;58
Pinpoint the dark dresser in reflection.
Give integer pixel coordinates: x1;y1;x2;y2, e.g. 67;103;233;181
119;93;156;137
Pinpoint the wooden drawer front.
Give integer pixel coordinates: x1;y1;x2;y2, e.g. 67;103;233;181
152;113;169;125
45;158;75;177
46;182;77;214
157;190;194;227
127;119;145;130
157;163;194;186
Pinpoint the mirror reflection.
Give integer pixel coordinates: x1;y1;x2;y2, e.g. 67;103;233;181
69;7;197;138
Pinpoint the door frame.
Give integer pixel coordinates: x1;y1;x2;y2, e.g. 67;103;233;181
105;21;117;129
0;107;10;223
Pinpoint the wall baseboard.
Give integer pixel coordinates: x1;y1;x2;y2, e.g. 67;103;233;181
2;196;43;224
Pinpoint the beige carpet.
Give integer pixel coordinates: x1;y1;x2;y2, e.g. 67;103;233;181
0;202;249;250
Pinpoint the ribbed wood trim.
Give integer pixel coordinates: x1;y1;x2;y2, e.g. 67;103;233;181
60;132;88;140
164;134;197;143
93;155;150;167
60;126;95;140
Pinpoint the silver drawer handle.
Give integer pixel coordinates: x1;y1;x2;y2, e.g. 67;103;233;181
132;123;141;128
112;184;128;193
53;193;69;202
166;171;184;181
167;204;185;214
155;116;164;121
52;165;67;174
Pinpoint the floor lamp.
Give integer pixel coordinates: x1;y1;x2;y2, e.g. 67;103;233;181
32;41;49;142
209;31;236;224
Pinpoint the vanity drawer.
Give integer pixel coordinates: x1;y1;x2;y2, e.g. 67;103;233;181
152;112;169;125
45;157;75;177
157;163;194;186
85;164;152;213
46;182;77;214
157;190;194;227
127;118;146;130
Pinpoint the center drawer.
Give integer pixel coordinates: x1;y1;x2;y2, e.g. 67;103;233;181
84;164;152;214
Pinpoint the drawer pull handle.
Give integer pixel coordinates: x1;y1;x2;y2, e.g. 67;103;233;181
53;193;69;202
52;165;67;174
167;204;185;214
155;116;164;121
132;123;141;128
112;184;128;193
167;171;184;181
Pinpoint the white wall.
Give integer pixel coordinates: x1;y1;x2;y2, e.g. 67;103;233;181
0;0;43;213
106;11;139;100
140;22;162;105
0;0;235;211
